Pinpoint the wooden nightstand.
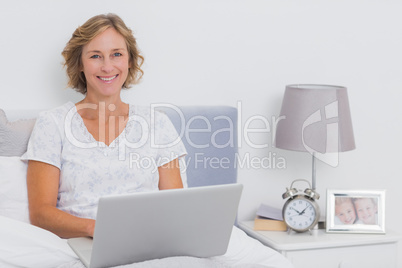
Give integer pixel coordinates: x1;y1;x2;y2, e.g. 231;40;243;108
239;221;401;268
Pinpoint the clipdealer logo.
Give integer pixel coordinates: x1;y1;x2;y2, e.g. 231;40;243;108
128;151;286;174
302;100;340;167
63;101;287;169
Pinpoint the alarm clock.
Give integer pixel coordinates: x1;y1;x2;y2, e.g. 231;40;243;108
282;179;320;233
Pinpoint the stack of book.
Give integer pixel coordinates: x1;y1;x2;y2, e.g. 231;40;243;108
254;203;287;231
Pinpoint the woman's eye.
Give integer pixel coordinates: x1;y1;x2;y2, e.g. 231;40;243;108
90;55;100;59
113;52;123;57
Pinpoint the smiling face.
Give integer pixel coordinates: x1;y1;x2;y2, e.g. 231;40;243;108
81;27;130;99
354;198;378;225
335;198;356;225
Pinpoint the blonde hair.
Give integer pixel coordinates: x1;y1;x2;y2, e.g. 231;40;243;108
353;197;377;206
335;197;353;206
62;13;144;94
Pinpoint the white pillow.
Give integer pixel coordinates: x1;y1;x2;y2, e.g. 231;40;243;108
0;215;77;268
0;156;30;223
0;109;36;157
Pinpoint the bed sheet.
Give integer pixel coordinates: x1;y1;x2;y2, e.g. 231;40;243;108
0;216;293;268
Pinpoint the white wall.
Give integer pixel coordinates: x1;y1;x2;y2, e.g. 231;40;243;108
2;0;402;265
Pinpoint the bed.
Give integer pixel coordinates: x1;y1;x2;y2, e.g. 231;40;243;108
0;105;293;268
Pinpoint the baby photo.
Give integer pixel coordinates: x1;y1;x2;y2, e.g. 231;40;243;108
335;196;378;225
327;189;385;234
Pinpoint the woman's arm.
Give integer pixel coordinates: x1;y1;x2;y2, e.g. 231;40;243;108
27;160;95;238
158;158;183;190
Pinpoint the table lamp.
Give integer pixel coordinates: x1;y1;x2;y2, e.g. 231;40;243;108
275;84;355;191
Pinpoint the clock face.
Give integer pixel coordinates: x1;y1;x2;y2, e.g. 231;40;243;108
283;196;319;232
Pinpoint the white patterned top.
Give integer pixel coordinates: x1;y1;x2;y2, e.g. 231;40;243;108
23;102;187;219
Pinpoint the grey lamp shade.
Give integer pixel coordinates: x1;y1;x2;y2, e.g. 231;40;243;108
275;84;355;154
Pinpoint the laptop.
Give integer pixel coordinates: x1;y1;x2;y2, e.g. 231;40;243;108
68;183;243;268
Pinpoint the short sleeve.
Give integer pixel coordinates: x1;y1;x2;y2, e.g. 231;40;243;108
22;111;63;169
153;111;187;167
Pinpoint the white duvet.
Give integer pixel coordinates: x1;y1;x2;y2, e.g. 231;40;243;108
0;216;293;268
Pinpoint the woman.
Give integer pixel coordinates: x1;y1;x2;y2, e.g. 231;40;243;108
25;14;186;239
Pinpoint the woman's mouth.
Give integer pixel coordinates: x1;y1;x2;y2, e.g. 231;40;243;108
98;75;118;82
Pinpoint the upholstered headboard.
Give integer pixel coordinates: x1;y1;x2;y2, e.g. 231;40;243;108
160;106;238;187
1;106;238;187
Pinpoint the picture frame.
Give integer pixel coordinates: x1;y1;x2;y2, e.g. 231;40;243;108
326;189;386;234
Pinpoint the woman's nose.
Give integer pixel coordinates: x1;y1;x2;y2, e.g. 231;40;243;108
101;58;114;73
